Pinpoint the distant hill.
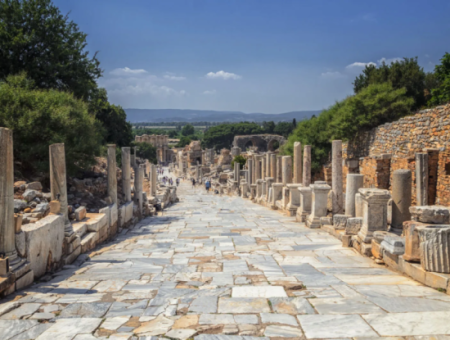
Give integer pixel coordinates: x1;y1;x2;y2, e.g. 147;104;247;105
124;108;321;123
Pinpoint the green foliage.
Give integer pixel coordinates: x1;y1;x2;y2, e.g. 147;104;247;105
202;122;262;151
133;141;157;164
282;82;413;171
0;73;103;175
428;52;450;106
0;0;102;101
274;122;294;138
262;121;275;133
231;155;247;169
176;136;191;148
90;88;133;147
181;124;195;136
353;57;426;109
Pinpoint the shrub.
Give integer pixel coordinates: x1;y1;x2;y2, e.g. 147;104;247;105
231;155;246;169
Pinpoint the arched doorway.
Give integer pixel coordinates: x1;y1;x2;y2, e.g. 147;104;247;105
268;139;280;151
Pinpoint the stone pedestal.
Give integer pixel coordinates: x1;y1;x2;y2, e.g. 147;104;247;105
122;147;132;202
270;153;277;179
332;140;343;214
419;225;450;273
307;181;331;229
250;184;257;200
256;180;263;201
265;177;274;202
410;205;450;224
276;156;282;183
107;145;118;205
355;193;363;218
392;169;412;232
345;174;364;217
303;145;311;186
357;188;391;243
296;187;312;222
0;128;19;266
240;181;248;198
403;220;426;262
282;156;293;186
287;184;302;216
49;143;73;237
415;153;428;206
293;142;302;184
271;183;284;209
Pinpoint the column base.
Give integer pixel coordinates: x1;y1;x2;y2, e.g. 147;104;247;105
306;215;321;229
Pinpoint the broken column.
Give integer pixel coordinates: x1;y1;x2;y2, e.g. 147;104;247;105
287;184;302;216
293;142;302;184
306;181;331;228
134;165;143;215
270;153;277;179
276;156;282;183
345;174;364;217
131;147;136;168
255;156;262;181
416;153;428;206
247;158;253;185
122;147;132;202
357;188;391;243
234;162;240;186
107;144;118;205
266;153;271;178
419;226;450;273
0;127;19;266
282;156;293;185
332;140;343;214
303;145;311;186
296;187;312;222
392;169;412;233
49;143;74;237
151;164;157;196
261;157;266;180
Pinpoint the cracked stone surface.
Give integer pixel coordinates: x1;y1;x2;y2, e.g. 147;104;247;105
1;167;450;339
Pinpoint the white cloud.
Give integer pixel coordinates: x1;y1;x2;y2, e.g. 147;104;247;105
377;57;403;65
321;71;346;79
110;67;148;76
203;90;217;95
206;70;242;80
346;62;376;69
164;73;186;81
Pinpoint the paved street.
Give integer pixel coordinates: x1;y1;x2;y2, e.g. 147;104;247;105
2;170;450;340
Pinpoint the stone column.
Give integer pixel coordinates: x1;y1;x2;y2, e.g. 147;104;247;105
256;179;263;200
296;187;312;222
332;140;343;215
151;164;157;196
392;169;412;232
0;128;18;263
134;165;144;215
357;188;391;242
261;157;266;180
266;177;274;201
306;181;331;228
303;145;311;186
271;183;284;208
293;142;302;184
287;184;302;216
266;153;271;178
49;143;74;237
355;193;363;217
247;159;253;185
276;156;282;183
345;174;364;217
255;156;262;181
122;147;131;202
234;162;240;186
270;153;277;179
282;156;292;186
416;153;429;206
107;145;118;205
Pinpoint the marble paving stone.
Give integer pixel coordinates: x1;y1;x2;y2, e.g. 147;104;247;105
233;314;258;324
218;298;271;314
260;313;298;326
312;298;385;314
363;311;450;336
35;318;102;340
263;325;303;337
0;320;40;339
10;323;53;340
367;296;450;313
100;316;130;330
189;296;218;313
0;303;41;320
232;286;287;298
199;314;236;324
59;302;111;318
335;275;421;286
298;314;379;339
166;328;198;340
268;297;315;314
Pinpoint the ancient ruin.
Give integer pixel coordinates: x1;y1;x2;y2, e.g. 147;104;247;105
135;134;175;164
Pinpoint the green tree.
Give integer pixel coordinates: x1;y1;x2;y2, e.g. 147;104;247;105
0;0;102;101
429;52;450;106
231;155;246;169
181;124;195;136
89;88;133;147
202;122;262;151
262;121;275;133
353;58;426;109
274;122;294;138
176;136;191;148
133;142;157;164
0;73;103;175
292;118;297;127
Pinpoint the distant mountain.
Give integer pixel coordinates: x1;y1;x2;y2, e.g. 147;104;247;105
124;108;321;123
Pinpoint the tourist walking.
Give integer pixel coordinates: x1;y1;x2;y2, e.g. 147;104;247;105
205;179;211;193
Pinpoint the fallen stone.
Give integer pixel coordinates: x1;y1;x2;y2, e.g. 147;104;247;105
75;206;87;221
333;214;351;230
26;182;43;191
410;205;450;224
22;189;38;202
346;217;362;235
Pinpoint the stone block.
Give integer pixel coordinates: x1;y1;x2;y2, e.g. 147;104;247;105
320;217;332;226
410;205;450;224
85;213;108;232
74;206;86;221
419;225;450;273
361;242;373;257
403;260;427;285
380;235;405;255
371;240;382;259
333;214;351;230
49;200;61;214
22;215;65;278
81;232;99;253
14;214;22;233
22;189;38;202
72;221;87;238
64;245;81;265
403;220;426;262
383;252;403;273
342;235;352;247
373;231;394;244
15;270;34;291
15;231;26;258
345;217;362;235
425;271;450;290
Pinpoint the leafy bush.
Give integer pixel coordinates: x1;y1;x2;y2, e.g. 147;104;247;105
0;73;103;175
202;122;262;151
428;52;450;106
181;124;195;136
231;155;246;169
133;141;157;164
176;136;191;148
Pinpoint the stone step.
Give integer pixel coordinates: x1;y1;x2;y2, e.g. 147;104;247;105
72;221;87;238
85;213;108;232
80;231;99;253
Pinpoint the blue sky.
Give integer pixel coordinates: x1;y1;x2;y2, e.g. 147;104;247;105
54;0;450;113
